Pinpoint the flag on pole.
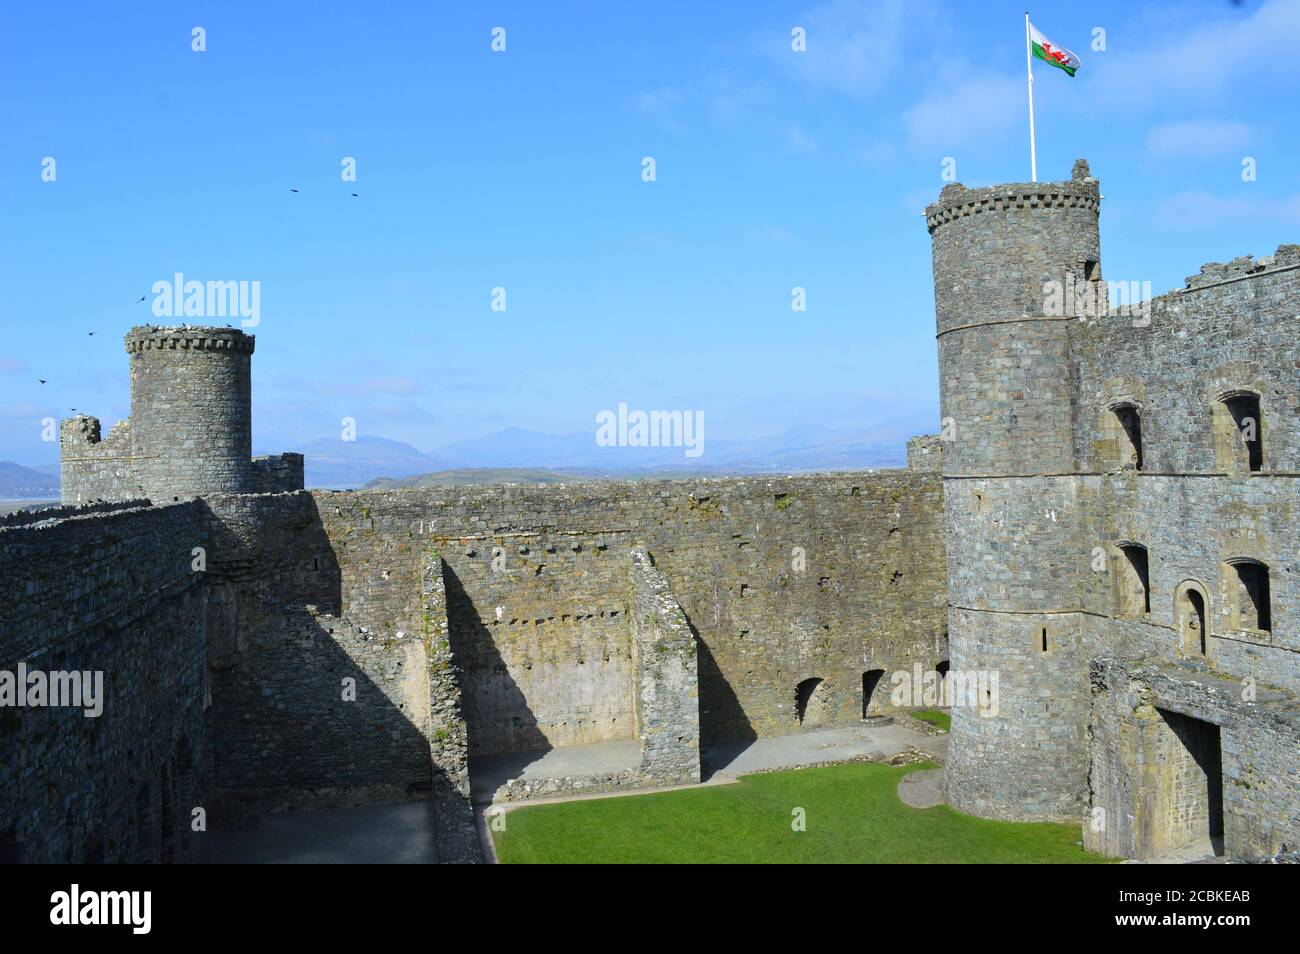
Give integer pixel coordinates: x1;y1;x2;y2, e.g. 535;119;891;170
1029;22;1080;76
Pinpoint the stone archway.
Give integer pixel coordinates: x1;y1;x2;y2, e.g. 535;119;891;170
1174;581;1209;657
795;677;829;727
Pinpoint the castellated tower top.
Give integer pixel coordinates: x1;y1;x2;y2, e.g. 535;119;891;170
124;324;256;355
924;158;1100;236
59;323;293;504
926;160;1104;478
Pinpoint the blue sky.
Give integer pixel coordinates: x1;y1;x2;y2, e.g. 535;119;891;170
2;0;1298;465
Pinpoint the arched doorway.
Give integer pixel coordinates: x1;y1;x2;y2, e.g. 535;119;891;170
795;677;828;727
861;669;886;717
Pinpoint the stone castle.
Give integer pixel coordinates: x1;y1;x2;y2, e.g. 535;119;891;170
1;160;1294;863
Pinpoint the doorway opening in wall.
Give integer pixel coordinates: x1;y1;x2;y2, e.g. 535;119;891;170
861;669;886;718
1154;709;1224;858
795;677;826;726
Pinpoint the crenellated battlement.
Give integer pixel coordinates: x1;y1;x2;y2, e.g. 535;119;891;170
924;161;1100;236
60;324;295;504
1181;243;1300;290
124;324;255;354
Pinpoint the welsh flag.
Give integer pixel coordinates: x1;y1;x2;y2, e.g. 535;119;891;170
1030;22;1080;76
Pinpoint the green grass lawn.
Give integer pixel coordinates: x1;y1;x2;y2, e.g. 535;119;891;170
492;762;1112;864
911;709;952;732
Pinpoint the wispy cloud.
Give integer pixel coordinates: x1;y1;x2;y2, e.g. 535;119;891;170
0;357;29;374
1091;0;1300;109
765;0;913;96
902;69;1022;153
281;376;426;398
1153;190;1300;229
1146;119;1254;158
783;122;819;153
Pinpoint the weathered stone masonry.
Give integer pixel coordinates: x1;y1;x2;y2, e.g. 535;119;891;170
928;159;1298;860
0;501;208;863
9;319;948;861
9;156;1293;865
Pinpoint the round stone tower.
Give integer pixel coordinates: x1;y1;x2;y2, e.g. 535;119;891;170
126;325;254;499
926;161;1100;822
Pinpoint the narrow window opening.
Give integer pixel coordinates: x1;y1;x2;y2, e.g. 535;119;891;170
1179;588;1207;656
1214;392;1263;473
1084;259;1100;282
1231;561;1271;632
1112;405;1143;470
1041;627;1049;653
1118;544;1151;618
1225;394;1262;471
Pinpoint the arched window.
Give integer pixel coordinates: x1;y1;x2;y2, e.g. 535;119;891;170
1104;402;1143;470
795;677;825;726
1174;582;1209;657
1213;391;1263;473
1118;544;1151;618
1227;559;1271;633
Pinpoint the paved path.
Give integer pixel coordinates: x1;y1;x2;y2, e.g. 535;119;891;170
201;801;438;864
469;739;640;803
702;723;945;782
1121;836;1225;864
896;767;945;808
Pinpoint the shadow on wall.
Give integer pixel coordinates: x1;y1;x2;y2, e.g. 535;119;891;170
202;496;465;860
441;563;547;758
692;619;757;746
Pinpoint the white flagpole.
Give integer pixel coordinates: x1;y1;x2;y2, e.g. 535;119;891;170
1025;12;1037;182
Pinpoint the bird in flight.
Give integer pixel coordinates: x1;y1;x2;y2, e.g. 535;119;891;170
136;295;146;303
38;378;46;384
290;188;300;193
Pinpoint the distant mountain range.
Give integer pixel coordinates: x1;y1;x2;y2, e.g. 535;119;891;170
0;424;915;497
287;425;910;489
0;461;60;499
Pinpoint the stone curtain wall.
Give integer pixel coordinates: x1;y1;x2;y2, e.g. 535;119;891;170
59;417;139;504
0;502;208;863
906;434;943;472
1073;246;1300;476
311;470;946;750
422;558;479;862
629;547;701;786
251;453;306;494
1073;250;1300;691
442;531;637;756
199;493;438;821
